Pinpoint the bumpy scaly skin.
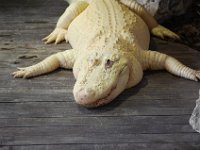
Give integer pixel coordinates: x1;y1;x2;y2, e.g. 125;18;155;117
12;0;200;107
120;0;179;39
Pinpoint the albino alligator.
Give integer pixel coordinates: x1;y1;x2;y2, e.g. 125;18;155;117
12;0;200;107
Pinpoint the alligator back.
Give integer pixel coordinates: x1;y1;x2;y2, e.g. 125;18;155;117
67;0;150;51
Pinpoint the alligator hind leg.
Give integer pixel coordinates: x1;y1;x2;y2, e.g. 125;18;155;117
43;1;89;44
12;49;77;78
120;0;179;39
142;50;200;81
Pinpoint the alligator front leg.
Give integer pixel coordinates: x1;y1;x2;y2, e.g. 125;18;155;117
142;50;200;81
12;49;77;78
120;0;179;39
43;1;89;44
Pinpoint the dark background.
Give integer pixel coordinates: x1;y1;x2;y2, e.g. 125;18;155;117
164;1;200;51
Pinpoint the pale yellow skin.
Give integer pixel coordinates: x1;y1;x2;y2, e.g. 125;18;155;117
12;0;200;107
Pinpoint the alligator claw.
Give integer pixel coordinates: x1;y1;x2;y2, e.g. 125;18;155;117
42;28;67;44
12;67;31;79
152;25;180;40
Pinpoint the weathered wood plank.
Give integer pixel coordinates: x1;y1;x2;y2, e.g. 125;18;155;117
1;133;200;145
0;115;194;136
1;143;200;150
0;125;193;137
0;115;190;127
0;100;196;118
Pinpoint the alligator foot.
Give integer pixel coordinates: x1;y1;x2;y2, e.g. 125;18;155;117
12;67;33;78
42;28;67;44
151;25;180;40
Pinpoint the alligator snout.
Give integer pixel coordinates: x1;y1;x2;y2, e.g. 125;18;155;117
74;87;96;105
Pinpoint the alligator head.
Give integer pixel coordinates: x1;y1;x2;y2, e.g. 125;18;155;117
73;48;143;107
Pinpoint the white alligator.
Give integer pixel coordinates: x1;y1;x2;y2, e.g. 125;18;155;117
12;0;200;107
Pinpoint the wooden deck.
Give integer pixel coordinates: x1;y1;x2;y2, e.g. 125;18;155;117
0;0;200;149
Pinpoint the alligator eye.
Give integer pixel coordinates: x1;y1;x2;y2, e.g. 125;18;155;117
105;59;114;69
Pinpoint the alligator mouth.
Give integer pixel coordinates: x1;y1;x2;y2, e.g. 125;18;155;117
87;66;129;107
84;84;117;108
94;84;118;106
